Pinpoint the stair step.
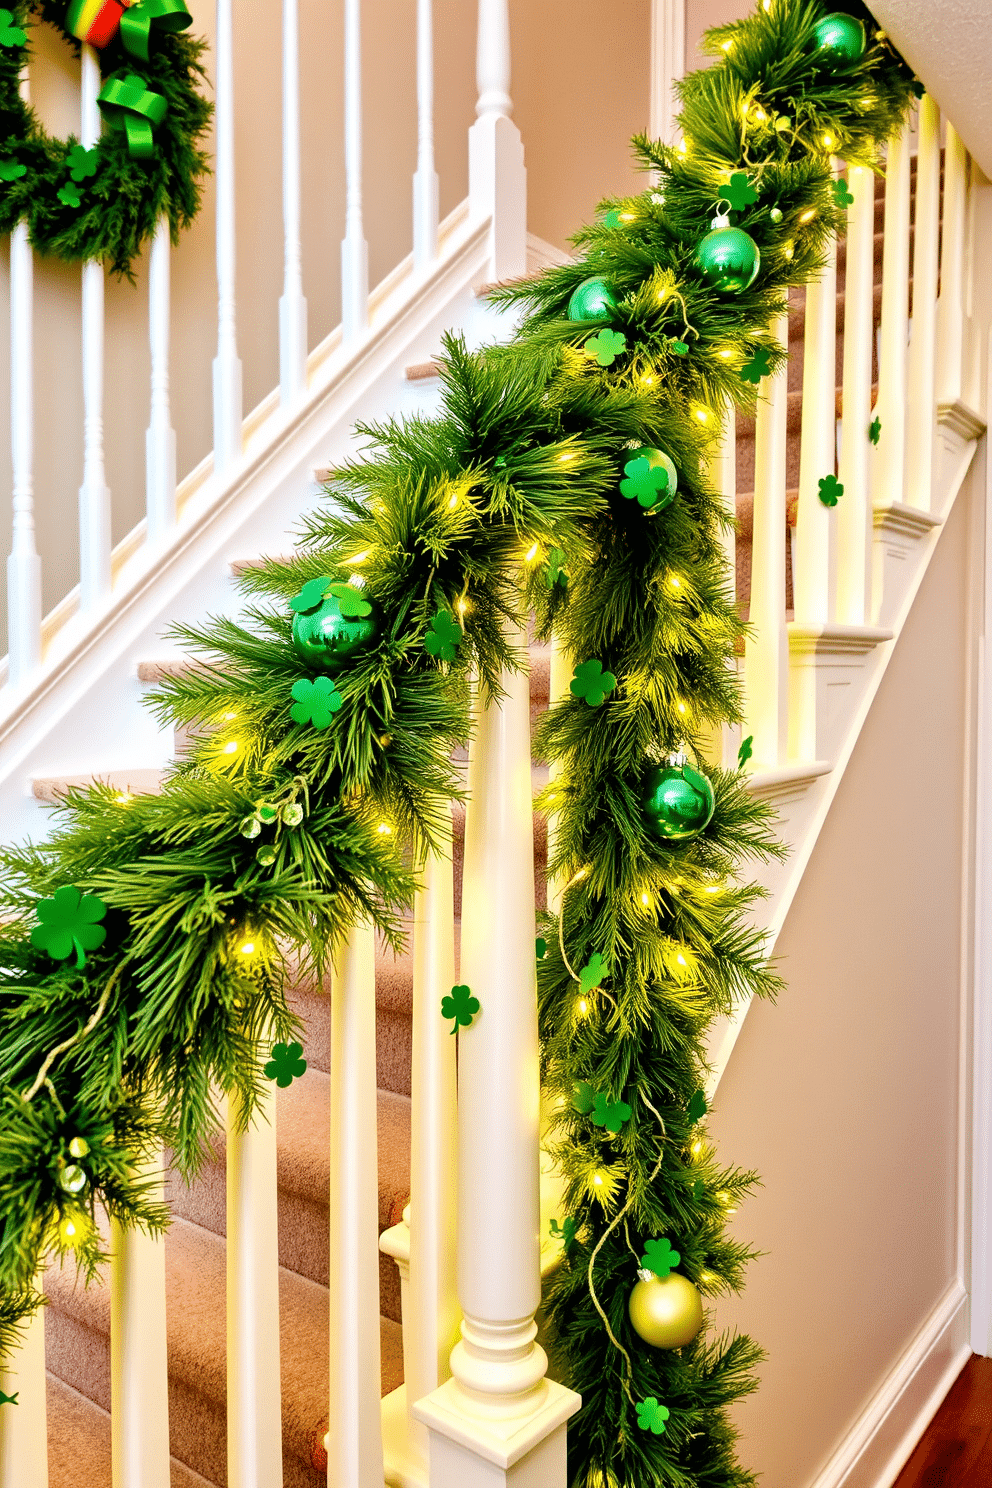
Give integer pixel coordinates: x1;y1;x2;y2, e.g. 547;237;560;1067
405;359;441;382
46;1375;213;1488
44;1217;403;1488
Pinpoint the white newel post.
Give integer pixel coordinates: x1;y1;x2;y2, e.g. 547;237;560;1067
79;44;111;613
280;0;308;405
213;0;243;474
110;1166;170;1488
145;218;177;542
413;0;439;271
415;626;580;1487
327;922;384;1487
341;0;370;343
0;1304;48;1488
469;0;526;284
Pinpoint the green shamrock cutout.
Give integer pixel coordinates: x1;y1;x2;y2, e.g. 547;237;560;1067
0;9;26;46
536;937;547;962
68;146;100;184
31;886;108;969
636;1398;670;1436
580;953;608;993
441;983;480;1034
290;675;342;729
603;208;622;229
0;159;26;181
264;1041;307;1088
57;184;83;209
546;548;568;589
0;1390;18;1406
592;1092;632;1135
737;734;753;769
740;347;772;384
570;659;616;707
833;178;855;208
818;474;843;507
573;1080;595;1115
669;337;689;356
424;608;463;662
290;576;333;614
325;582;372;619
718;172;758;212
584;329;627;367
688;1089;708;1122
620;456;669;510
641;1236;680;1277
550;1216;579;1255
869;416;881;446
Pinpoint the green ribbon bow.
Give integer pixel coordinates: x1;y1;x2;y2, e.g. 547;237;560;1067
98;72;168;159
120;0;192;62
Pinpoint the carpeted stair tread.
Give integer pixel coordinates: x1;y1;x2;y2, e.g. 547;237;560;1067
46;1375;214;1488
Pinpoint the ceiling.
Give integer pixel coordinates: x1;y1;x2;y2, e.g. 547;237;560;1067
869;0;992;177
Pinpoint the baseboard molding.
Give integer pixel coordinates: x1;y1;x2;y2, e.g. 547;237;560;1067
807;1280;969;1488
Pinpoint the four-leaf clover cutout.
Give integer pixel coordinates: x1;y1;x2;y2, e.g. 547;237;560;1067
584;329;627;367
68;146;100;184
737;734;753;769
718;172;758;212
570;659;616;707
31;885;108;969
641;1236;681;1277
57;184;83;209
869;416;881;446
636;1398;670;1436
818;473;844;507
424;608;463;662
290;675;342;729
740;347;772;384
620;456;669;510
0;9;26;46
833;178;855;208
592;1092;632;1134
0;159;26;182
441;983;480;1034
264;1041;307;1088
580;953;608;993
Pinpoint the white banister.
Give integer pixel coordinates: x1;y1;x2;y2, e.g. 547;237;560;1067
743;312;789;768
279;0;308;405
469;0;526;283
0;1304;48;1488
212;0;243;474
145;219;177;543
226;1089;283;1488
110;1172;170;1488
905;96;941;510
413;0;440;271
937;123;969;414
327;921;384;1487
341;0;369;343
415;632;579;1488
872;122;912;510
6;73;41;687
836;164;876;626
793;214;837;628
79;44;111;614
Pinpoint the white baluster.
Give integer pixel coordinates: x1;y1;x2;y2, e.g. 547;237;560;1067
469;0;526;283
905;96;941;511
279;0;308;405
341;0;369;343
0;1304;48;1488
110;1164;170;1488
327;921;383;1487
412;0;439;271
793;214;837;627
213;0;243;473
79;45;111;613
871;122;911;510
743;312;789;768
6;72;41;687
545;635;570;918
415;629;580;1488
649;0;685;147
145;219;177;543
936;123;969;416
836;165;876;626
226;1089;283;1488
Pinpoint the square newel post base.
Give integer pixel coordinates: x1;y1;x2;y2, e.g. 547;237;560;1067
415;1378;580;1488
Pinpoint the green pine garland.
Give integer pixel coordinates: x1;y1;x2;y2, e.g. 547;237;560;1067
0;2;916;1481
0;1;211;277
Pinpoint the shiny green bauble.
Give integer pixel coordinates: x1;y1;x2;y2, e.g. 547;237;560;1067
629;1273;704;1349
813;12;866;60
631;446;678;511
643;762;716;842
567;276;618;323
291;592;378;672
696;226;760;295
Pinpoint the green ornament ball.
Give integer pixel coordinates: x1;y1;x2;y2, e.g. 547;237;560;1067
291;591;378;672
567;277;618;323
631;447;679;510
813;12;866;61
696;226;760;295
629;1273;704;1349
643;761;716;842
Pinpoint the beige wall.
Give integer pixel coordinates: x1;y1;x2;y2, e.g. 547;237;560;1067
708;466;977;1483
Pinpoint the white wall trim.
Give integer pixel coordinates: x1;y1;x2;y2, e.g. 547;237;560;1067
650;0;686;146
806;1281;969;1488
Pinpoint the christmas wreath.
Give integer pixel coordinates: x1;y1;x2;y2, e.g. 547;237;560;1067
0;0;211;277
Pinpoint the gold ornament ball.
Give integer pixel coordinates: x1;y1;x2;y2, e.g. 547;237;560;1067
628;1273;704;1349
